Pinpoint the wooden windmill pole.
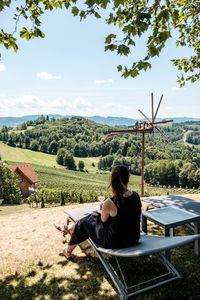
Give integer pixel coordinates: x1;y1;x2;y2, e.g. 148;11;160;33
104;93;173;197
141;132;145;197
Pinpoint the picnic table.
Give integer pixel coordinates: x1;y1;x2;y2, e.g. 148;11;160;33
142;195;200;215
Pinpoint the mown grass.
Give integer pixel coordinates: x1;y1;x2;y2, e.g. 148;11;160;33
0;141;99;172
0;141;58;167
0;205;200;300
0;203;31;216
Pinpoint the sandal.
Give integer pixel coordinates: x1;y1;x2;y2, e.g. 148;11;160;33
62;248;75;260
53;223;68;237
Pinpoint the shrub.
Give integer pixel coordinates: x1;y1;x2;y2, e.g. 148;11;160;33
0;163;21;204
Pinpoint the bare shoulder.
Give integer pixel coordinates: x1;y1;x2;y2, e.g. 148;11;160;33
123;190;134;197
103;198;113;208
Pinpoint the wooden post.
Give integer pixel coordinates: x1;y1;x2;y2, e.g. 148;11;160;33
141;132;145;197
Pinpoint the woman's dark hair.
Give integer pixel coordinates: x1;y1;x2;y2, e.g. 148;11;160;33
109;165;130;199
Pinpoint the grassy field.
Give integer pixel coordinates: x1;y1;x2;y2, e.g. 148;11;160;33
0;141;58;167
0;141;99;172
0;203;200;300
1;141;200;198
32;164;142;196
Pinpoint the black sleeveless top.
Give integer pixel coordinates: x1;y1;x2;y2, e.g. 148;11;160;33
101;191;141;248
69;191;141;249
86;191;142;249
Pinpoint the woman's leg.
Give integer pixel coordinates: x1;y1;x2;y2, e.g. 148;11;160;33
67;223;75;233
63;244;77;258
54;223;75;236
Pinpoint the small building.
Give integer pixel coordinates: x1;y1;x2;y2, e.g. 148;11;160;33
7;163;39;197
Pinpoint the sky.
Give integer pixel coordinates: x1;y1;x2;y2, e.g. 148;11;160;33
0;4;199;119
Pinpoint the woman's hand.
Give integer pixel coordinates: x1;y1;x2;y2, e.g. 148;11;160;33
100;202;103;211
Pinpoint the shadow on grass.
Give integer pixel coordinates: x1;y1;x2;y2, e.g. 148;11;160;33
1;241;200;300
0;253;117;300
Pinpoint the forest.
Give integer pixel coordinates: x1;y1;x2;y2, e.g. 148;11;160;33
0;115;200;189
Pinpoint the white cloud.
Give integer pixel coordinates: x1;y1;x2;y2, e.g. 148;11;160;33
36;71;61;80
0;95;46;111
73;97;91;110
13;95;46;109
0;63;5;71
105;103;114;108
104;102;128;112
0;94;91;116
117;104;128;111
49;97;90;112
171;86;179;91
94;79;113;84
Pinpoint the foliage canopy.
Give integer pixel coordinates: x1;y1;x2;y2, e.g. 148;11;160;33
0;0;200;86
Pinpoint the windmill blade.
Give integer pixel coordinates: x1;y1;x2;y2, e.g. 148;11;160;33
154;125;169;141
151;93;154;123
154;119;173;125
138;109;152;124
103;133;116;139
153;94;163;122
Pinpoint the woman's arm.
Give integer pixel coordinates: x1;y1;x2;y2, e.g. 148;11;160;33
101;199;117;223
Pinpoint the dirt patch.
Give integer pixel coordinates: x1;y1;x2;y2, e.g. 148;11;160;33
183;194;200;201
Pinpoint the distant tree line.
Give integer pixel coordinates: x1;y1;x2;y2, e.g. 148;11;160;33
186;132;200;145
145;160;200;189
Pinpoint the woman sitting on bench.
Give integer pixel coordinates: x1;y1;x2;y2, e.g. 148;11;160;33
54;165;142;259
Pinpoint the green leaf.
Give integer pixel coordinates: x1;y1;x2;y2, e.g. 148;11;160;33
55;1;62;9
105;34;116;44
117;65;122;72
94;12;101;19
114;0;124;8
13;43;18;53
20;27;28;38
72;6;79;16
35;18;41;26
20;27;30;40
117;44;130;56
130;69;139;78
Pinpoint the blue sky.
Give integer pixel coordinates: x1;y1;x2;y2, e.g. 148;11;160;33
0;5;199;119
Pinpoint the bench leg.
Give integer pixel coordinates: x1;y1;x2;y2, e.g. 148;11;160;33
194;220;200;255
142;215;147;234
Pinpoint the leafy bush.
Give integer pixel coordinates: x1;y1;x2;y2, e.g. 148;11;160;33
0;163;21;204
26;188;110;208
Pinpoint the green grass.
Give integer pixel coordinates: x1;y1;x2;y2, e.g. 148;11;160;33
0;203;31;216
0;206;200;300
0;141;99;172
0;141;58;167
74;157;99;172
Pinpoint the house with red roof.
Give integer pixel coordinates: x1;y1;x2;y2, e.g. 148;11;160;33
7;163;39;197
